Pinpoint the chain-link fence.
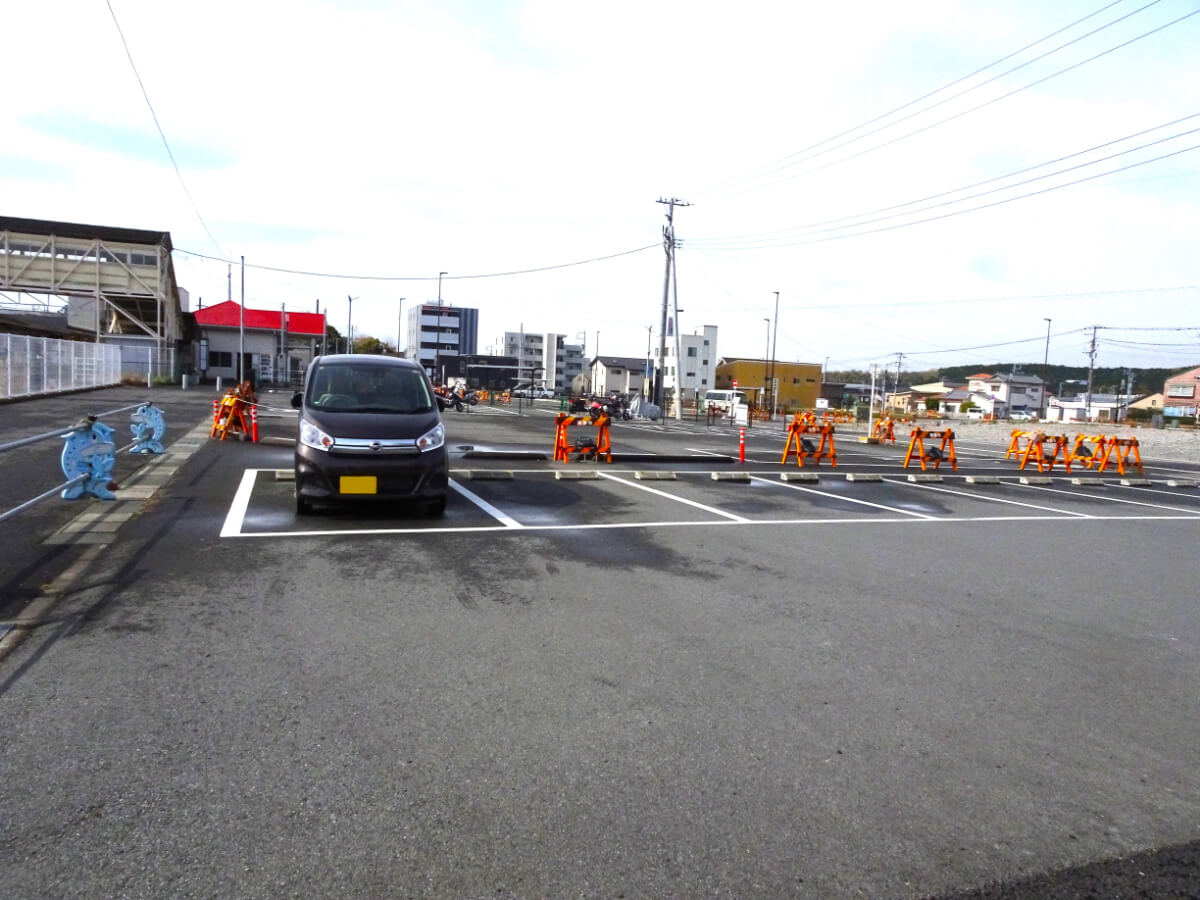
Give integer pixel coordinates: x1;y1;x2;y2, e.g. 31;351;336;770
0;333;122;400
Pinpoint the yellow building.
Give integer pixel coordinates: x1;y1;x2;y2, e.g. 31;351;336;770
714;358;821;414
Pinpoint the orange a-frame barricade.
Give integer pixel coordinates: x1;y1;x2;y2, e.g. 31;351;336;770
903;427;957;471
781;416;837;467
1097;436;1143;475
210;394;251;440
1065;433;1106;470
871;417;896;444
553;413;612;463
1005;429;1036;459
1016;431;1069;473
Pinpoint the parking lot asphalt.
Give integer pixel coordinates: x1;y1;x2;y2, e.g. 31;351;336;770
2;390;1199;897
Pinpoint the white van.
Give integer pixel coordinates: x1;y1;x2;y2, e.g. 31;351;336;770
704;389;747;412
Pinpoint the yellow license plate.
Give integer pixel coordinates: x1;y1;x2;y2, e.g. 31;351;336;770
339;475;378;495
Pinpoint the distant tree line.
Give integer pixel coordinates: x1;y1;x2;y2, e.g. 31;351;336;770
826;363;1197;395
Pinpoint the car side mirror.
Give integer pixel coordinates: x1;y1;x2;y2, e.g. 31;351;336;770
291;392;302;409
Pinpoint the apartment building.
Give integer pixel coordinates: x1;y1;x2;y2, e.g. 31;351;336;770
499;331;585;393
404;304;479;381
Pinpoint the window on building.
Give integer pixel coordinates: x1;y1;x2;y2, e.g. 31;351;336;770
209;351;233;368
687;346;697;357
1167;384;1195;398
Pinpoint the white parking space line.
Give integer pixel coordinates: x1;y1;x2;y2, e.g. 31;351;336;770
449;478;524;527
753;476;937;519
220;468;258;537
1115;483;1200;500
881;477;1092;517
597;472;750;522
1011;482;1200;515
222;512;1200;539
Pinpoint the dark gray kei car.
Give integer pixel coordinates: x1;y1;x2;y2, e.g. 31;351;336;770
291;355;449;515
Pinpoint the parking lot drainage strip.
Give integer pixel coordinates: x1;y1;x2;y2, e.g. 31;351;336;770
965;476;1000;484
556;470;599;480
634;471;678;481
907;474;944;483
711;472;751;482
1019;476;1054;485
459;470;514;480
780;472;820;483
845;473;883;482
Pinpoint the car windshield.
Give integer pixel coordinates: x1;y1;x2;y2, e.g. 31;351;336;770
307;363;433;412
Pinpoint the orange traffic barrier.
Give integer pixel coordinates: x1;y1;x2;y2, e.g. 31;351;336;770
903;427;957;471
250;404;259;442
210;394;250;440
553;413;611;463
871;417;896;444
1097;436;1143;475
1017;431;1069;472
781;415;836;467
1066;433;1106;470
1005;429;1035;459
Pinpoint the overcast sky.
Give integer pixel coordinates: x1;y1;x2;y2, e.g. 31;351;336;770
3;0;1198;373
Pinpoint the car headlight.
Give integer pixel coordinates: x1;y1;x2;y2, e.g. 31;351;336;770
299;418;335;451
416;422;445;453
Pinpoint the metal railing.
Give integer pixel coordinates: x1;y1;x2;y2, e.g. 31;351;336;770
0;401;148;524
0;332;122;400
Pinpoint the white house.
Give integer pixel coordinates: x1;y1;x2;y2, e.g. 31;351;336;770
966;371;1046;412
590;356;646;395
657;324;719;406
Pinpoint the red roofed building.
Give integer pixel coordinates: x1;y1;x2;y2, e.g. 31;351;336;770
194;300;326;386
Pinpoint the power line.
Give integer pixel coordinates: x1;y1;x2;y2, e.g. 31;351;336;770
692;141;1200;250
708;0;1138;195
696;113;1200;245
724;4;1200;198
175;243;660;281
739;0;1161;187
105;0;224;257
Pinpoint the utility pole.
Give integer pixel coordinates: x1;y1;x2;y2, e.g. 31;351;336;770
655;197;690;413
346;295;356;354
671;247;683;421
1084;325;1098;422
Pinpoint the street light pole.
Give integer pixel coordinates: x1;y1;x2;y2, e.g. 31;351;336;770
770;291;779;417
346;295;358;354
398;297;405;356
763;318;771;412
1042;317;1052;414
435;272;447;382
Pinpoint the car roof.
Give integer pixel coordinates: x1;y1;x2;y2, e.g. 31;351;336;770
310;354;422;370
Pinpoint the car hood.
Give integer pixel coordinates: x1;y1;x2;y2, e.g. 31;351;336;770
302;407;442;440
